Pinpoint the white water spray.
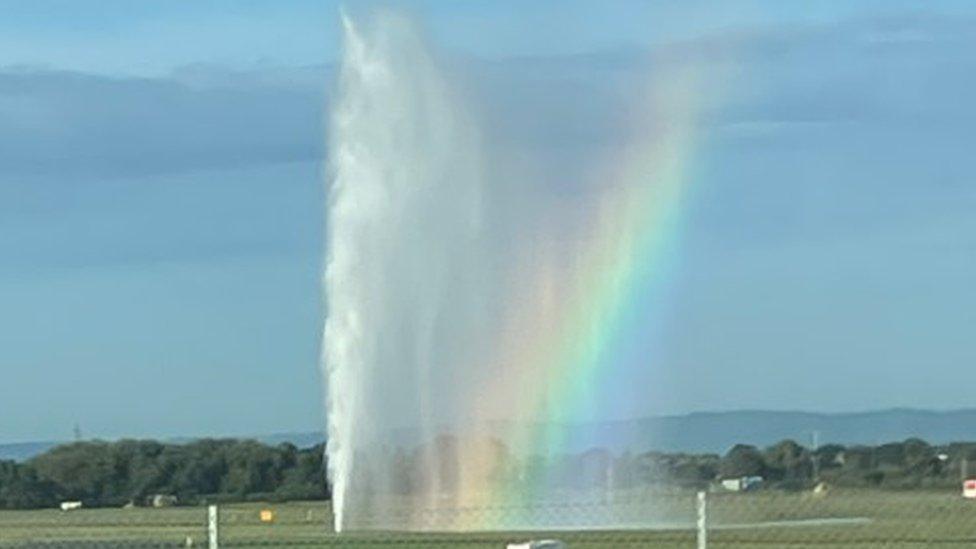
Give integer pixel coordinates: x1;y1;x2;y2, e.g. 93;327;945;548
324;11;489;532
323;9;704;533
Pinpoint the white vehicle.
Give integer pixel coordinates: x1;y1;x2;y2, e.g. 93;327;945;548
506;541;566;549
60;501;83;511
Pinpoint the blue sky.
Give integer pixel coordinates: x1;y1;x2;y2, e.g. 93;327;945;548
2;1;975;442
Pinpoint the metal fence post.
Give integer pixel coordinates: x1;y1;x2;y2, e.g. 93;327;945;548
696;491;707;549
208;505;219;549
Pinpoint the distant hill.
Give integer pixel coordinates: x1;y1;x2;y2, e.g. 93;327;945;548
5;409;976;461
644;408;976;453
452;408;976;454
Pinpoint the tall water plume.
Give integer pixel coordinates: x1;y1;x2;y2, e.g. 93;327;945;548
324;9;705;532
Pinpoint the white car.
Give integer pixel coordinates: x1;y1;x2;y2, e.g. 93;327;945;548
506;540;566;549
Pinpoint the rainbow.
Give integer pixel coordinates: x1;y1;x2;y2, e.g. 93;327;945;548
325;11;709;530
449;67;706;528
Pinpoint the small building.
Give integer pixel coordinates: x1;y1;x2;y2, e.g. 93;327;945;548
721;478;740;491
964;479;976;499
721;476;764;492
60;501;83;511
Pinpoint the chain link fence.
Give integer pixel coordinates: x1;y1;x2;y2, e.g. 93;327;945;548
3;489;976;547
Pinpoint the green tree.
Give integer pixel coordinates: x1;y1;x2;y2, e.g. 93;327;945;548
764;440;812;482
719;445;766;478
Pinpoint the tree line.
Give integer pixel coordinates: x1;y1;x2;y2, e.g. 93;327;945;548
614;438;976;491
2;436;975;509
0;439;327;509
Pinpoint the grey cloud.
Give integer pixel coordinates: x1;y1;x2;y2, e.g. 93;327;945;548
0;65;331;177
462;12;976;152
703;14;976;130
1;12;972;182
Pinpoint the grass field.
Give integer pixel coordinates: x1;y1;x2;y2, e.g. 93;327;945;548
1;490;974;547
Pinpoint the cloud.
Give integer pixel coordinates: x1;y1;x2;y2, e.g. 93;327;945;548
706;14;976;130
0;12;972;183
0;65;331;177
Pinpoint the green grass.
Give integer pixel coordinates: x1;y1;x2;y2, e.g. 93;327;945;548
1;490;975;547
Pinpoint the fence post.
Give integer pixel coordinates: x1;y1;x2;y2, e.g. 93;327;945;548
208;504;219;549
696;491;707;549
